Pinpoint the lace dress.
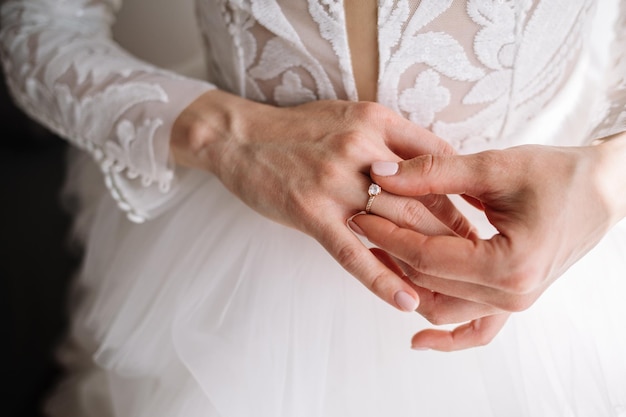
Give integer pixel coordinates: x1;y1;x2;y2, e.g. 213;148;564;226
2;1;626;416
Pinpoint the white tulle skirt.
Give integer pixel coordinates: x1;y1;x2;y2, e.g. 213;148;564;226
44;149;626;417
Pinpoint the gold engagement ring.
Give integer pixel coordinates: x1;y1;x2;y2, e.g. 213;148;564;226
365;183;381;213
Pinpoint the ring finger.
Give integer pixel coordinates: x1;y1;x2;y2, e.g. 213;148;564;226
365;188;457;237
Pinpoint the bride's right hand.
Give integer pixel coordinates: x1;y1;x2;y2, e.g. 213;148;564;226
171;90;472;312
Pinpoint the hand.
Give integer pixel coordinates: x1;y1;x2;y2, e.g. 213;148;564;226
352;141;626;350
370;247;511;351
171;90;475;312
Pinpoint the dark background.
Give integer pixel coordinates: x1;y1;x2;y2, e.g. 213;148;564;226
1;71;79;416
0;3;203;415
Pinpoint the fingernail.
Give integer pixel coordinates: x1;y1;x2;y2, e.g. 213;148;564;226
394;290;419;312
411;345;430;351
347;219;365;236
372;161;399;176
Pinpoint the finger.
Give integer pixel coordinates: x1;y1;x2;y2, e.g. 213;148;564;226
370;152;501;198
367;192;457;236
351;213;514;290
411;313;510;352
385;244;540;313
364;183;476;238
369;159;480;237
416;194;477;238
372;249;500;323
406;268;539;312
415;288;499;325
322;220;420;312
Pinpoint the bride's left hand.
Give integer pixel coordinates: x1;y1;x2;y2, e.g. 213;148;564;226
352;138;626;351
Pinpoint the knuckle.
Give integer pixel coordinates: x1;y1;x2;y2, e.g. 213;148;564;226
498;293;536;312
469;152;490;181
419;296;456;326
423;311;449;326
406;271;424;287
316;158;344;186
419;194;444;213
344;132;369;156
467;320;497;347
474;150;509;181
348;101;385;122
502;261;542;295
334;243;363;275
449;215;470;237
474;330;496;347
401;200;428;228
474;150;497;171
419;195;469;235
333;131;370;160
406;251;427;274
368;270;391;297
400;252;420;275
415;154;435;177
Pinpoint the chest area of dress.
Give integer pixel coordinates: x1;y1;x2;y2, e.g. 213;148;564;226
200;0;592;51
197;0;595;148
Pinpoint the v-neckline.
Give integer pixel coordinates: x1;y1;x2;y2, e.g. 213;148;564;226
343;0;379;102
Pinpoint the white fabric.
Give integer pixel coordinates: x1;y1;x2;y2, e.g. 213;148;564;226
1;0;626;416
0;0;214;222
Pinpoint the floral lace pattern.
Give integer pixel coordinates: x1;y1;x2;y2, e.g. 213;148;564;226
0;0;213;222
1;0;625;221
202;0;617;150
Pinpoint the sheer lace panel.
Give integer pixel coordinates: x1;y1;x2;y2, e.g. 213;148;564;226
377;0;596;150
199;0;595;150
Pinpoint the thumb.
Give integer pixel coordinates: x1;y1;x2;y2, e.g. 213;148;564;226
370;153;494;198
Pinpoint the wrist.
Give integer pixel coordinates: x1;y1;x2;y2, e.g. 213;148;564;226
170;89;276;175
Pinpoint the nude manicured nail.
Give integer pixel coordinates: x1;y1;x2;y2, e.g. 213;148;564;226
372;161;399;176
394;290;419;312
411;345;430;351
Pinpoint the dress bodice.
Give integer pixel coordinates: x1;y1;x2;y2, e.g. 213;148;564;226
197;0;607;150
1;0;625;221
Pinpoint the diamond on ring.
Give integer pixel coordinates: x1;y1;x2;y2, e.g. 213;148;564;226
365;183;382;213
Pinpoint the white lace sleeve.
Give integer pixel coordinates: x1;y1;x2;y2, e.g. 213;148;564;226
589;1;626;141
0;0;215;222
